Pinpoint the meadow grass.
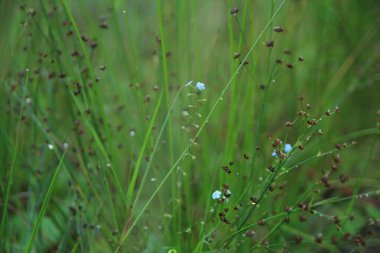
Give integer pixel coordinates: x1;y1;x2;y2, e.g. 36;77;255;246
1;0;380;252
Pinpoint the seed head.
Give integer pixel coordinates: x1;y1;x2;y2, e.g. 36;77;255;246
274;26;284;32
230;7;239;16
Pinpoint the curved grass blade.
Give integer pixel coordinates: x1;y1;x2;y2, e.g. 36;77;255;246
24;150;67;253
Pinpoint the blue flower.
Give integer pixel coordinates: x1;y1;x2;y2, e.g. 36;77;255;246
284;144;292;153
271;150;277;157
196;82;206;90
212;190;222;200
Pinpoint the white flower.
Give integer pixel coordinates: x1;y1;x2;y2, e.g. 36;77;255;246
212;190;222;200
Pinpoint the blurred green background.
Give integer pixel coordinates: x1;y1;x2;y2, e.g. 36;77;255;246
1;0;379;252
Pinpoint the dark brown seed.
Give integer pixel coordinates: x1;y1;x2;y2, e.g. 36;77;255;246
343;233;351;241
286;63;294;69
274;26;284;32
69;206;76;216
245;230;255;237
332;216;340;226
321;175;330;188
90;40;98;48
354;235;366;246
59;72;66;79
265;40;274;48
307;119;317;126
100;21;108;29
285;121;293;128
81;35;89;42
294;235;303;244
315;233;323;244
298;215;306;222
272;138;282;147
339;174;349;183
71;51;80;57
230;7;239;16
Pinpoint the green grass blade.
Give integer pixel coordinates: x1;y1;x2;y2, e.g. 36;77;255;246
24;150;67;253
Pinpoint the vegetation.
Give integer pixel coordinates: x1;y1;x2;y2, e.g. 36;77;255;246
1;0;379;252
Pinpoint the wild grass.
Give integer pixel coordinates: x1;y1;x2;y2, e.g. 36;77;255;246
1;0;380;252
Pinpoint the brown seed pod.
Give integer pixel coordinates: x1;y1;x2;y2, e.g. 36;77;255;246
274;26;284;32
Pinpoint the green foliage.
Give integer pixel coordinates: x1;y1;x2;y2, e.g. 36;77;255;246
1;0;379;252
